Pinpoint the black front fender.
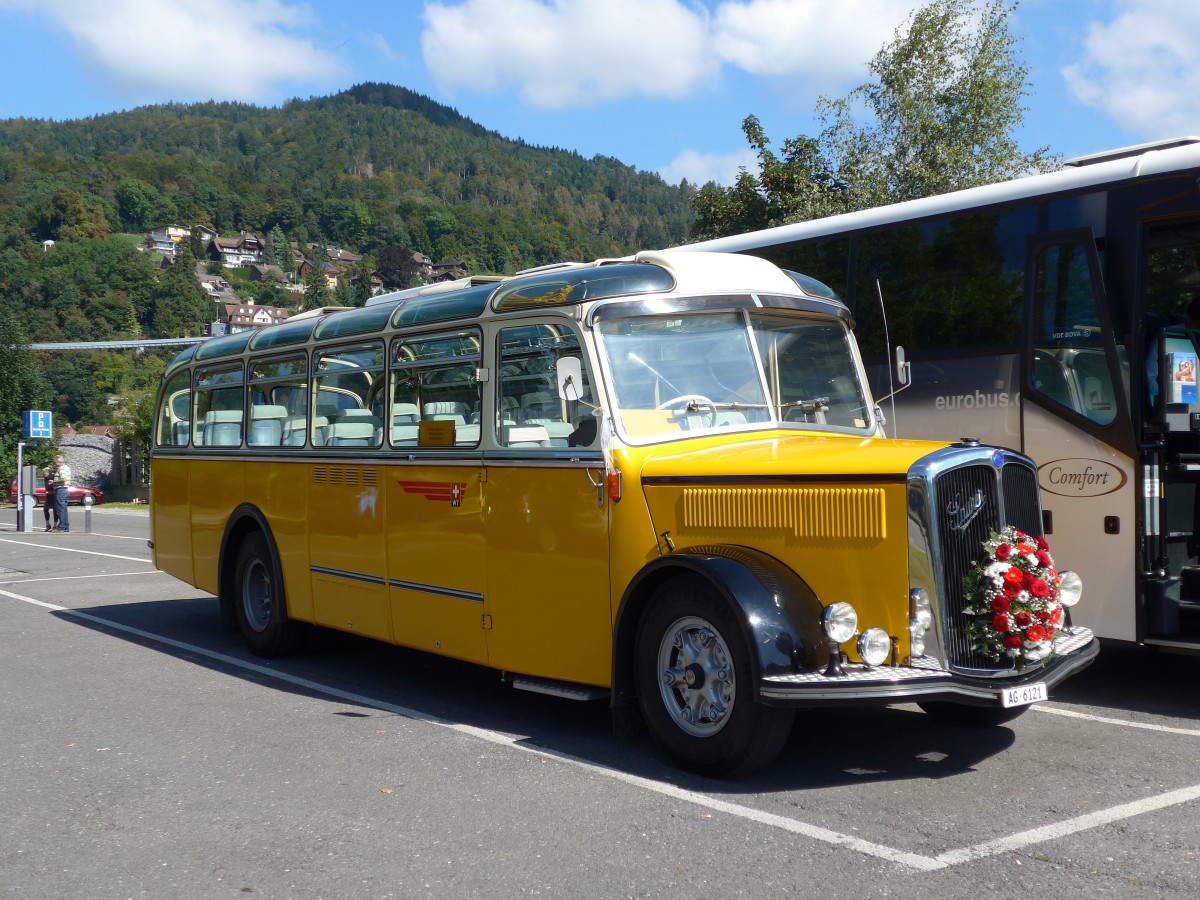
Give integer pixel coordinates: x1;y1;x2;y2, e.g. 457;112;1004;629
611;546;828;720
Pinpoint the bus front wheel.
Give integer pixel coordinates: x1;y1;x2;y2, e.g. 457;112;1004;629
233;531;301;658
635;576;793;776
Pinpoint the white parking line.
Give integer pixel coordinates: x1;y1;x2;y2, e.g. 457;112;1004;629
1034;704;1200;737
2;583;1198;872
1;571;161;585
0;537;147;563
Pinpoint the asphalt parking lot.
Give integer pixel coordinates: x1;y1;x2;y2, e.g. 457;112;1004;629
2;508;1198;898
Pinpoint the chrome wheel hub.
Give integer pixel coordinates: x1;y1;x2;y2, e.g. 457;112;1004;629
656;615;735;737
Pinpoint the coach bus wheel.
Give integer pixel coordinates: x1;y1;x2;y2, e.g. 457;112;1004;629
918;701;1028;727
234;531;301;658
635;576;794;776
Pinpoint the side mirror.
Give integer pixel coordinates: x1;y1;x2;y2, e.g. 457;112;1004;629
556;356;583;401
896;345;910;386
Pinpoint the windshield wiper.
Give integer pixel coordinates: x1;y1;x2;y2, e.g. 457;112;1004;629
778;398;830;413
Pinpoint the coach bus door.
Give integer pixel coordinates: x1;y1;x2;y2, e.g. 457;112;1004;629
1022;230;1137;642
480;321;612;689
1139;218;1200;646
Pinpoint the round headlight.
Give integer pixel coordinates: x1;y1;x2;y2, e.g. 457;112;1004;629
857;627;892;667
1058;570;1083;607
822;602;858;644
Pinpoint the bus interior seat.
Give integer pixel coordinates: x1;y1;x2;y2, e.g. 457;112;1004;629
520;391;559;421
328;420;377;447
423;401;470;422
173;420;191;446
1032;351;1075;409
392;423;420;446
282;415;307;446
311;415;330;447
502;424;550;447
203;409;244;447
248;405;288;446
455;424;480;445
392;403;419;424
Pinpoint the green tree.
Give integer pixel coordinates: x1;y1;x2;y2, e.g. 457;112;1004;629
691;0;1056;239
376;244;420;289
152;247;213;337
302;264;333;309
0;309;55;483
819;0;1056;206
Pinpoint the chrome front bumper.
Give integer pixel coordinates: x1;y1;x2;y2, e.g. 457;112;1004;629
759;627;1098;705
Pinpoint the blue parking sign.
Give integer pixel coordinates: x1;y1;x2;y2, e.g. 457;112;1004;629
23;410;53;439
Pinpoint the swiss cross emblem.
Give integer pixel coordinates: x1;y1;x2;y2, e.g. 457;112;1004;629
450;483;464;507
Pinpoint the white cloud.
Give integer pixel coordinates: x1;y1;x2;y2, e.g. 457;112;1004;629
1062;0;1200;139
658;147;759;186
7;0;343;103
711;0;912;81
422;0;717;109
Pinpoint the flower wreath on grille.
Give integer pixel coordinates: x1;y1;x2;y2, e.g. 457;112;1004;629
962;526;1064;670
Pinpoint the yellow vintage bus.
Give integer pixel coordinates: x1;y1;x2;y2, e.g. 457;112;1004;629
151;250;1098;775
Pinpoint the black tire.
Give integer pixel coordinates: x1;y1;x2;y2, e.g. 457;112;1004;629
918;700;1029;727
233;531;302;658
635;576;794;776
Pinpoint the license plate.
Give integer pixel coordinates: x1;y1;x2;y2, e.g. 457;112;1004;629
1001;682;1047;708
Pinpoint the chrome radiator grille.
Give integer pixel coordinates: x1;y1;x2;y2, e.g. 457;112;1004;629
930;457;1043;670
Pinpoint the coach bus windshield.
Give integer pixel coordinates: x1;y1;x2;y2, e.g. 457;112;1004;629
597;310;873;441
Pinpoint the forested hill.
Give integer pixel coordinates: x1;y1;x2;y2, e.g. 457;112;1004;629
0;82;696;270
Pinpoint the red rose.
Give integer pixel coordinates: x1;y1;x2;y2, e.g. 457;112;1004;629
1036;550;1053;568
995;543;1012;561
1026;625;1047;642
1035;535;1049;551
1035;610;1051;623
1030;579;1050;599
1015;611;1033;628
992;614;1011;633
990;597;1011;613
1003;635;1023;649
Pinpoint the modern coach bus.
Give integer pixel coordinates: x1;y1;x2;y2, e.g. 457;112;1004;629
680;137;1200;652
151;250;1096;774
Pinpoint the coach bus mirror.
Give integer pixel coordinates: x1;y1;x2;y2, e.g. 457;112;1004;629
896;346;910;386
556;356;583;401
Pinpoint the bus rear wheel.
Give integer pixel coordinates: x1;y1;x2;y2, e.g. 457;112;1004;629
234;531;302;658
635;576;793;776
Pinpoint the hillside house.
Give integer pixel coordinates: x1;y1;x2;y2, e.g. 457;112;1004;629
221;300;289;332
209;232;264;268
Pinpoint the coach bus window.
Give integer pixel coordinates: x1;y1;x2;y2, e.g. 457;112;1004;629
249;355;308;447
312;343;385;448
497;324;596;448
389;330;482;448
1031;240;1118;426
156;371;192;447
194;365;245;447
853;210;1030;360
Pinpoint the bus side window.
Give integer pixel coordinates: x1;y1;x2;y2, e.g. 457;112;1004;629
389;329;482;448
1031;240;1119;426
155;371;192;447
313;343;385;448
497;324;594;448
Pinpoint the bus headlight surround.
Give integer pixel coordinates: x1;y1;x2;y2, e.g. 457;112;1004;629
857;628;892;667
822;602;858;644
910;587;932;657
1058;570;1083;607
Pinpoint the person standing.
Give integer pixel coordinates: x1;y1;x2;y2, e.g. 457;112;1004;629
50;454;71;533
41;466;59;532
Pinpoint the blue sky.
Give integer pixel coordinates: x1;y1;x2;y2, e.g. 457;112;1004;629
0;0;1197;186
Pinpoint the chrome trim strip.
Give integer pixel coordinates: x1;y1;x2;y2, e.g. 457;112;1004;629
760;630;1097;702
310;565;386;586
388;578;484;603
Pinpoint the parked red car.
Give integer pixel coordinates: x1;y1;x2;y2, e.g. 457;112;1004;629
8;477;104;506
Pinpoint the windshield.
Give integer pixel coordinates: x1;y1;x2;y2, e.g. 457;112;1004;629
596;311;872;441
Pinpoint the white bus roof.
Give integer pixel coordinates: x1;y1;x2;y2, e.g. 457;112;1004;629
676;138;1200;253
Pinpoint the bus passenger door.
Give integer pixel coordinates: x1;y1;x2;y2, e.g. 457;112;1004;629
481;322;612;687
1022;230;1137;641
